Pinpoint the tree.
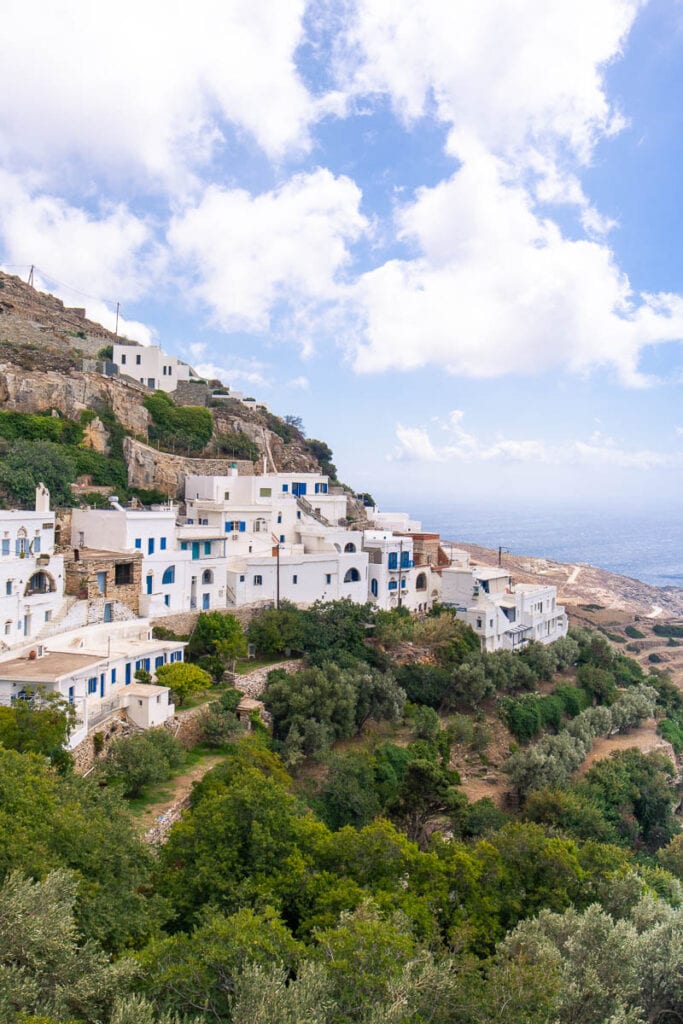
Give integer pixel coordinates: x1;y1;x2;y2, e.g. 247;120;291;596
199;688;242;747
319;753;381;830
155;662;212;706
104;730;184;797
247;604;305;657
0;870;134;1022
0;691;74;768
263;662;359;757
0;439;76;507
186;611;246;663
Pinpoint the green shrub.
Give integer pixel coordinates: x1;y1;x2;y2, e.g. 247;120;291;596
625;625;645;639
144;392;213;451
653;623;683;638
214;431;260;461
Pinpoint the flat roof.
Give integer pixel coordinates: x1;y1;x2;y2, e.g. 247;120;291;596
125;683;168;697
0;651;104;682
67;548;142;561
473;567;511;580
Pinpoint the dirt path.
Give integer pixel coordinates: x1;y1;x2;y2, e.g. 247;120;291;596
576;719;674;775
137;754;225;840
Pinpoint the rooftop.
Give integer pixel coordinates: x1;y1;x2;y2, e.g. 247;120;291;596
0;651;105;682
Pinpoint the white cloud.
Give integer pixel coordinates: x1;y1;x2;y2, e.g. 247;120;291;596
0;0;315;183
168;169;367;334
339;0;639;164
351;150;683;385
193;357;272;391
0;170;158;344
287;375;310;390
392;410;680;470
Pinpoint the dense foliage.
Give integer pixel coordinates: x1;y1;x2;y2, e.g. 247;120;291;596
2;604;682;1023
144;392;213;452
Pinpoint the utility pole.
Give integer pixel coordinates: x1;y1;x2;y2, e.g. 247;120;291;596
272;534;281;609
114;301;120;340
397;539;403;609
27;265;34;288
498;545;510;567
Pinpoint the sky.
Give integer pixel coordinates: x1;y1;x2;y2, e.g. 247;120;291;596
1;0;683;511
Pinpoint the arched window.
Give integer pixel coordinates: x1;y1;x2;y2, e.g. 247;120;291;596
416;572;427;591
371;578;378;597
344;542;356;553
202;569;213;585
344;567;361;583
25;571;55;596
162;566;175;585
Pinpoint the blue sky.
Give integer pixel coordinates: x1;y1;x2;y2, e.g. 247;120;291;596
1;0;683;511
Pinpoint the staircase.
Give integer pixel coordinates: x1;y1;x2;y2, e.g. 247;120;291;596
296;495;332;527
34;597;85;640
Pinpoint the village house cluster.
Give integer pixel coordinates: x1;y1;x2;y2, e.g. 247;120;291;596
0;470;567;748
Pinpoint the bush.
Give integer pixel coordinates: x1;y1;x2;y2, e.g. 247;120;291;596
155;662;212;706
104;731;184;797
199;689;242;747
214;431;260;461
413;705;440;741
625;625;645;639
144;392;213;451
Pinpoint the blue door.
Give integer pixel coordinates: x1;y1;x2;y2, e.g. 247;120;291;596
99;674;105;698
103;603;112;623
125;662;131;685
192;542;200;560
202;593;210;609
146;574;153;595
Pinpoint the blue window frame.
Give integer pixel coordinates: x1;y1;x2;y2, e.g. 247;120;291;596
164;594;170;607
148;538;155;555
180;541;188;550
155;655;165;668
204;541;211;554
239;521;246;532
33;537;41;553
162;566;175;585
88;677;97;694
282;484;289;492
68;685;74;704
100;674;105;698
125;663;131;685
135;538;142;549
111;668;117;685
401;579;407;588
5;581;10;596
225;521;232;532
388;552;398;570
388;580;398;591
371;578;378;597
202;593;210;609
400;550;411;568
146;574;153;595
1;540;8;556
277;513;282;524
279;535;285;543
325;573;332;584
160;537;167;550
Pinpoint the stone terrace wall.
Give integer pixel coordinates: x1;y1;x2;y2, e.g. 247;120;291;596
124;437;255;497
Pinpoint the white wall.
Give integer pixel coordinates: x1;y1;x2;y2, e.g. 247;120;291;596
113;344;191;393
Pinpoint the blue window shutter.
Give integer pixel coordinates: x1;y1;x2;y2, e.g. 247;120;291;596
239;521;246;532
135;538;142;549
148;538;155;555
14;540;20;555
1;540;8;556
160;537;167;550
388;552;398;569
225;521;232;532
34;537;40;553
204;541;211;554
282;484;288;492
181;541;188;550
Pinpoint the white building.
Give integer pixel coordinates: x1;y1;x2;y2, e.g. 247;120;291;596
0;618;183;747
363;531;436;613
0;485;65;647
439;559;568;652
112;343;192;394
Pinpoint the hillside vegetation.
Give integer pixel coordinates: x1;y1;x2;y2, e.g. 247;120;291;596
4;600;683;1023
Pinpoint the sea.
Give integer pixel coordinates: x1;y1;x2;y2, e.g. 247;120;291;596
407;503;683;590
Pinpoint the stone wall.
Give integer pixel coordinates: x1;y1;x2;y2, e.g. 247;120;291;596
174;381;212;406
64;550;142;614
151;604;265;638
124;437;255;497
70;710;133;774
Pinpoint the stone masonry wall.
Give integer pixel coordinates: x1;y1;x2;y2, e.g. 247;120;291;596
124;437;255;497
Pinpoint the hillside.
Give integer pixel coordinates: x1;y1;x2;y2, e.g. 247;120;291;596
0;270;340;499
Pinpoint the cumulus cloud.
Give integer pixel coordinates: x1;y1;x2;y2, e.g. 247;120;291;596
392;410;680;470
351;150;683;385
168;169;367;335
0;170;158;343
287;375;310;389
0;0;315;182
193;357;273;391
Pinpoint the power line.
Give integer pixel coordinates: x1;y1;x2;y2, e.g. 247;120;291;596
1;261;120;310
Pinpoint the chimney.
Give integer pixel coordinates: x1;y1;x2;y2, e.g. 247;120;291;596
35;482;50;513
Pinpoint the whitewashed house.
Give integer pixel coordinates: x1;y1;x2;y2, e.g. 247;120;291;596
112;343;192;393
363;531;436;612
0;618;183;747
439;559;568;651
0;485;65;647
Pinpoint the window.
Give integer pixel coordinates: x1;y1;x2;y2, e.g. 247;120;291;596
111;668;117;685
146;573;153;595
15;537;28;556
325;574;332;585
204;541;211;554
5;581;10;596
115;562;133;585
292;575;298;584
96;571;106;594
224;491;230;500
400;550;410;568
476;617;482;629
162;566;175;585
44;610;51;622
202;593;210;609
296;511;301;520
160;537;167;550
225;520;240;532
202;569;213;585
164;594;170;607
253;575;263;586
180;541;188;550
148;538;155;555
282;484;289;492
103;603;113;623
259;487;272;497
136;353;141;365
277;513;282;524
33;537;41;554
4;621;10;635
388;552;398;570
416;572;427;591
344;542;356;553
1;540;8;556
162;365;167;375
155;655;165;668
279;535;285;543
239;574;245;582
388;580;398;591
371;579;378;597
344;567;361;583
121;353;126;364
135;538;142;549
401;579;407;588
88;677;97;694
